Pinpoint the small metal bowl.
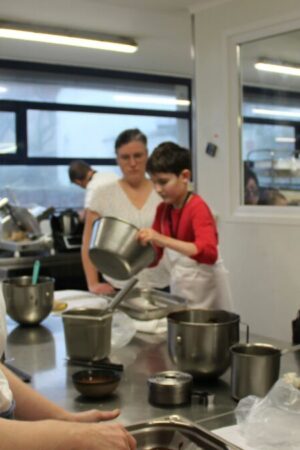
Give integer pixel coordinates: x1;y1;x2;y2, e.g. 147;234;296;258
72;369;121;398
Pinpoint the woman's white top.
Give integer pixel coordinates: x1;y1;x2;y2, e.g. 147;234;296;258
0;289;13;413
88;181;169;289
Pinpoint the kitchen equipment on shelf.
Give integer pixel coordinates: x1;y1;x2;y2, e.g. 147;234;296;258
126;415;242;450
72;368;121;398
0;197;53;255
230;342;300;400
62;278;138;361
118;287;186;320
50;208;83;251
2;276;54;325
89;216;156;280
148;371;193;406
167;309;241;379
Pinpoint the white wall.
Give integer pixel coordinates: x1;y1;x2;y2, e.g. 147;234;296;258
193;0;300;342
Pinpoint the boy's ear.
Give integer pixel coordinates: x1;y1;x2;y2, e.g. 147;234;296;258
180;169;191;183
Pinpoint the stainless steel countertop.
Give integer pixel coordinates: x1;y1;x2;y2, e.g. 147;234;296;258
5;315;300;428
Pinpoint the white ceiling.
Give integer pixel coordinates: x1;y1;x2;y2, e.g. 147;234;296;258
0;0;299;90
0;0;211;77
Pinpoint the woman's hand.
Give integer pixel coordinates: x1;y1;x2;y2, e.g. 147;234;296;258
66;408;120;423
138;228;165;247
70;422;137;450
88;282;115;295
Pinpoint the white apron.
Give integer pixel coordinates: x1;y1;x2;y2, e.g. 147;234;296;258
164;248;233;311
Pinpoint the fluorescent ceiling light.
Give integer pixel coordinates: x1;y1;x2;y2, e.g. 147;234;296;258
255;61;300;76
0;21;138;53
252;108;300;118
275;137;296;143
0;86;8;93
114;94;190;106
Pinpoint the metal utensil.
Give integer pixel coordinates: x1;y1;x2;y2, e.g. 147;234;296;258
3;276;54;325
4;362;32;383
32;260;41;285
167;309;240;378
230;342;300;400
67;358;124;372
62;278;138;321
89;217;155;280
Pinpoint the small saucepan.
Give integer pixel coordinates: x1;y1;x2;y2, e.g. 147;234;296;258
230;342;300;400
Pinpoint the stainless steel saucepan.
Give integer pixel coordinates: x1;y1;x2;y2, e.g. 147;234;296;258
230;342;300;400
89;216;156;280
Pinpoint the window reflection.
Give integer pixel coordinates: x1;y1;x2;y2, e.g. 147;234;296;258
240;29;300;206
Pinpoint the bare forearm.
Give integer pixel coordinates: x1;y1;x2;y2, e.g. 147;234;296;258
81;245;100;289
0;419;75;450
1;364;71;421
139;229;198;257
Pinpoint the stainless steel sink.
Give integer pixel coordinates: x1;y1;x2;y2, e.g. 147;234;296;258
126;415;242;450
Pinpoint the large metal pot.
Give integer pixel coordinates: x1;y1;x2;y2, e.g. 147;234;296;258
167;309;240;378
89;216;156;280
2;276;54;325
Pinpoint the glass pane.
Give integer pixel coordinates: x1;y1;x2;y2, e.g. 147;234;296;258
0;68;190;112
27;110;189;158
0;111;16;154
0;165;120;209
240;29;300;206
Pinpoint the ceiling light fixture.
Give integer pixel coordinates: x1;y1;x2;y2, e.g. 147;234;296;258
255;60;300;76
275;137;296;143
252;108;300;118
114;94;190;106
0;21;138;54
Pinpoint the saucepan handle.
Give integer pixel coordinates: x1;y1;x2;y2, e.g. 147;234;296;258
281;343;300;356
240;321;250;343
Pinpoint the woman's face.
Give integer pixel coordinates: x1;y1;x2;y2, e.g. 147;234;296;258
245;177;259;205
116;140;148;183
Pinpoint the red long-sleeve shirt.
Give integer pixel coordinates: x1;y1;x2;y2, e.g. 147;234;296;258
152;194;218;265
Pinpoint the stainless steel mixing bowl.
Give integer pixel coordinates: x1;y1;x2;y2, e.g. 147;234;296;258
89;216;156;280
2;276;54;325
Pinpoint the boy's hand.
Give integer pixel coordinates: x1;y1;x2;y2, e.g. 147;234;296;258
138;228;164;247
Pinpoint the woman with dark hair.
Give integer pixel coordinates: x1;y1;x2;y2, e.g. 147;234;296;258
244;164;260;205
82;129;169;295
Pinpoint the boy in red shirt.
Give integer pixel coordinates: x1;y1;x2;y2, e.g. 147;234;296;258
138;142;232;309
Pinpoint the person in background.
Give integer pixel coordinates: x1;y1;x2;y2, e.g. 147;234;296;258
0;296;136;450
244;164;260;205
82;129;169;295
244;163;288;206
137;142;232;310
69;160;118;214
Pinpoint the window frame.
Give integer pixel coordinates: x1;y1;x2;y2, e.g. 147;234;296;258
0;59;192;167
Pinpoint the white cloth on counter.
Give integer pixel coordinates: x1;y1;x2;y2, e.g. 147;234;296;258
131;317;167;334
53;290;108;313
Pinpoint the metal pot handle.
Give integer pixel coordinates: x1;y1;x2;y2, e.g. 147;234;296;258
240;321;250;343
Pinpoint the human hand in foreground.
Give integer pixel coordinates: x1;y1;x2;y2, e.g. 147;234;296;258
88;282;115;295
68;421;137;450
138;228;165;247
66;408;120;423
